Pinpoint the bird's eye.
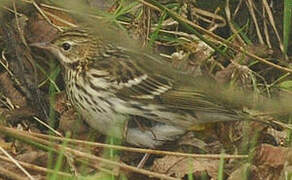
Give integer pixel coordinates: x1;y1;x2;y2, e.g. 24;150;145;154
61;42;71;51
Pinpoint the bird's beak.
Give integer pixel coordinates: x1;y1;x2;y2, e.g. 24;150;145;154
29;42;53;50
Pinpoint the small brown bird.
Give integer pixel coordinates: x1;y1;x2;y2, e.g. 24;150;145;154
31;27;247;148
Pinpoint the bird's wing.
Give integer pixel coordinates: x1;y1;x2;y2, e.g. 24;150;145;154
98;49;243;126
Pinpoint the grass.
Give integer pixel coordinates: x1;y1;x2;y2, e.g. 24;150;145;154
0;0;291;179
283;0;292;55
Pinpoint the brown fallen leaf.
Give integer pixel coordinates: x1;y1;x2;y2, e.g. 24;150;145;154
253;144;290;180
254;144;288;168
280;150;292;180
151;155;219;179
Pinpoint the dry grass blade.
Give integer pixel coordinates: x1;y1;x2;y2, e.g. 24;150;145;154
30;0;63;31
246;0;264;44
263;7;272;48
30;130;248;159
262;0;284;52
141;0;292;73
0;155;73;178
225;0;245;45
20;0;292;73
33;117;63;137
0;1;291;179
0;166;28;180
0;147;35;180
0;126;180;180
42;9;77;28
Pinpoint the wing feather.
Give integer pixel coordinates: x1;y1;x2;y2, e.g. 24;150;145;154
96;48;242;124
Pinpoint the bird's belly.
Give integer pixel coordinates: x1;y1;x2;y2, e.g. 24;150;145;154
66;84;187;147
66;81;128;138
66;76;188;147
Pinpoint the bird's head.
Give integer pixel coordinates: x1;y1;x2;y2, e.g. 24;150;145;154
31;29;97;68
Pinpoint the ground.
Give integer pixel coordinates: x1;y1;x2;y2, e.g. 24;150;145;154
0;0;291;180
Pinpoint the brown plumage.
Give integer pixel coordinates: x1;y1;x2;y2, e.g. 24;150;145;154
31;28;249;147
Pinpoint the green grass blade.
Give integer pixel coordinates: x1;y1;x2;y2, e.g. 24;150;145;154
283;0;292;54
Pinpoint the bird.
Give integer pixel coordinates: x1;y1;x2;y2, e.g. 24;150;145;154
31;26;251;148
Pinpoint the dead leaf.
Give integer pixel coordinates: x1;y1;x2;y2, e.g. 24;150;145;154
251;144;290;180
254;144;288;168
151;156;219;179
